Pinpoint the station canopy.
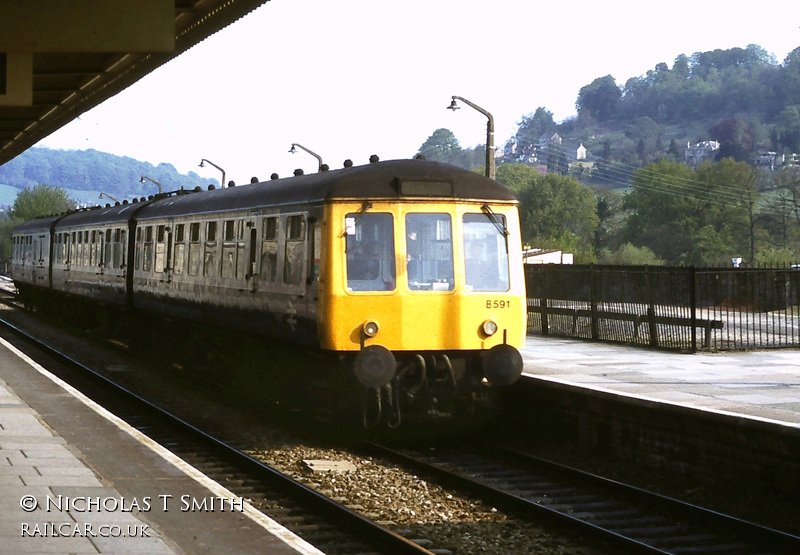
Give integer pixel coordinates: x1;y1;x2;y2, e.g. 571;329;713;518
0;0;270;167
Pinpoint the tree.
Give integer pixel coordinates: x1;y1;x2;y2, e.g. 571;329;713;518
0;184;75;266
0;214;15;266
709;118;755;162
667;139;682;162
598;243;664;265
416;128;462;162
11;184;75;221
777;47;800;108
622;161;700;264
593;188;625;254
623;159;763;265
775;106;800;153
496;164;598;261
695;159;760;264
576;75;621;122
516;107;555;145
547;149;569;176
636;138;647;163
672;54;690;80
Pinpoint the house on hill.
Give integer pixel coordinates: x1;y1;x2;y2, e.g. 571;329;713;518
684;140;719;167
755;151;784;170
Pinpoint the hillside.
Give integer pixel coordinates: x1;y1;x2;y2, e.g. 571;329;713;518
0;147;214;207
506;44;800;188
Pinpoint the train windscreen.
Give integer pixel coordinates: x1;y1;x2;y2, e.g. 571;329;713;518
463;213;510;292
345;212;396;291
405;213;454;291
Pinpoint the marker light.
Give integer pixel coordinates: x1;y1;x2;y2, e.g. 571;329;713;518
363;320;380;337
481;320;498;337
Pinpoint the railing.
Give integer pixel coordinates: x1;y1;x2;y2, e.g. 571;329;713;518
525;264;800;351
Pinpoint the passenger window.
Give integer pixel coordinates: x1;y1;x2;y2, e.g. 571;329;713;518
221;220;246;279
54;233;62;264
173;224;185;275
204;221;217;277
188;222;202;276
224;220;236;241
113;229;125;269
260;216;279;283
345;212;395;292
155;225;166;273
135;228;142;270
76;230;83;267
82;231;89;266
284;215;305;285
103;229;112;267
90;231;96;266
142;226;153;272
405;213;454;291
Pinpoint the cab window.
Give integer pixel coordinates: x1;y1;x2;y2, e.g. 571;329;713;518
345;212;395;292
463;212;510;292
405;213;454;291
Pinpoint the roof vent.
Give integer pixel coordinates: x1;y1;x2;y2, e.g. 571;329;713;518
369;154;379;163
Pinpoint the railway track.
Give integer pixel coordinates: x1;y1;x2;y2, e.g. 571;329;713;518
365;440;800;554
4;293;799;553
0;311;434;555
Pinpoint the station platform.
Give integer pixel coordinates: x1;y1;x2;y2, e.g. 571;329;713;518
0;335;322;555
520;335;800;428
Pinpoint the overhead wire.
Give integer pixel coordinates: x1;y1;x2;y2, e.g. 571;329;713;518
513;140;792;216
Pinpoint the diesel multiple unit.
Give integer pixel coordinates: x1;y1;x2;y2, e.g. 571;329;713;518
11;158;526;426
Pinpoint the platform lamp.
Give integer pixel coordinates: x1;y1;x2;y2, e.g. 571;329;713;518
198;159;226;188
289;143;323;172
447;95;495;180
139;175;163;195
98;192;119;203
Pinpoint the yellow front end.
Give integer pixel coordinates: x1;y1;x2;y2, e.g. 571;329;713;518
317;200;527;356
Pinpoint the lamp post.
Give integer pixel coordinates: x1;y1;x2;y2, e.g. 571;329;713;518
198;159;226;188
139;175;163;195
289;143;323;171
98;192;119;203
447;95;495;180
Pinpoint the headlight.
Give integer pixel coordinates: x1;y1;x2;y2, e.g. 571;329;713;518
481;319;498;337
363;320;380;337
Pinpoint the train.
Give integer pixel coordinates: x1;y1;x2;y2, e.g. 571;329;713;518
10;157;527;427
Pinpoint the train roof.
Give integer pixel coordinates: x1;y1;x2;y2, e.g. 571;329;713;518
12;214;64;234
137;158;516;220
13;159;517;233
12;199;149;233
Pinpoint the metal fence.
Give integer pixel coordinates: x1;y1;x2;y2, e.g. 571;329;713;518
525;264;800;351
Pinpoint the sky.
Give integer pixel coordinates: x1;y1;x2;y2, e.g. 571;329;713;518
36;0;800;186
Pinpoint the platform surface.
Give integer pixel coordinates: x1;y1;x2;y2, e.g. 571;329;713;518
0;335;322;555
521;335;800;427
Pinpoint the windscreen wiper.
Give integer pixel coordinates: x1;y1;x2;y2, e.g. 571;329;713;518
481;205;508;236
